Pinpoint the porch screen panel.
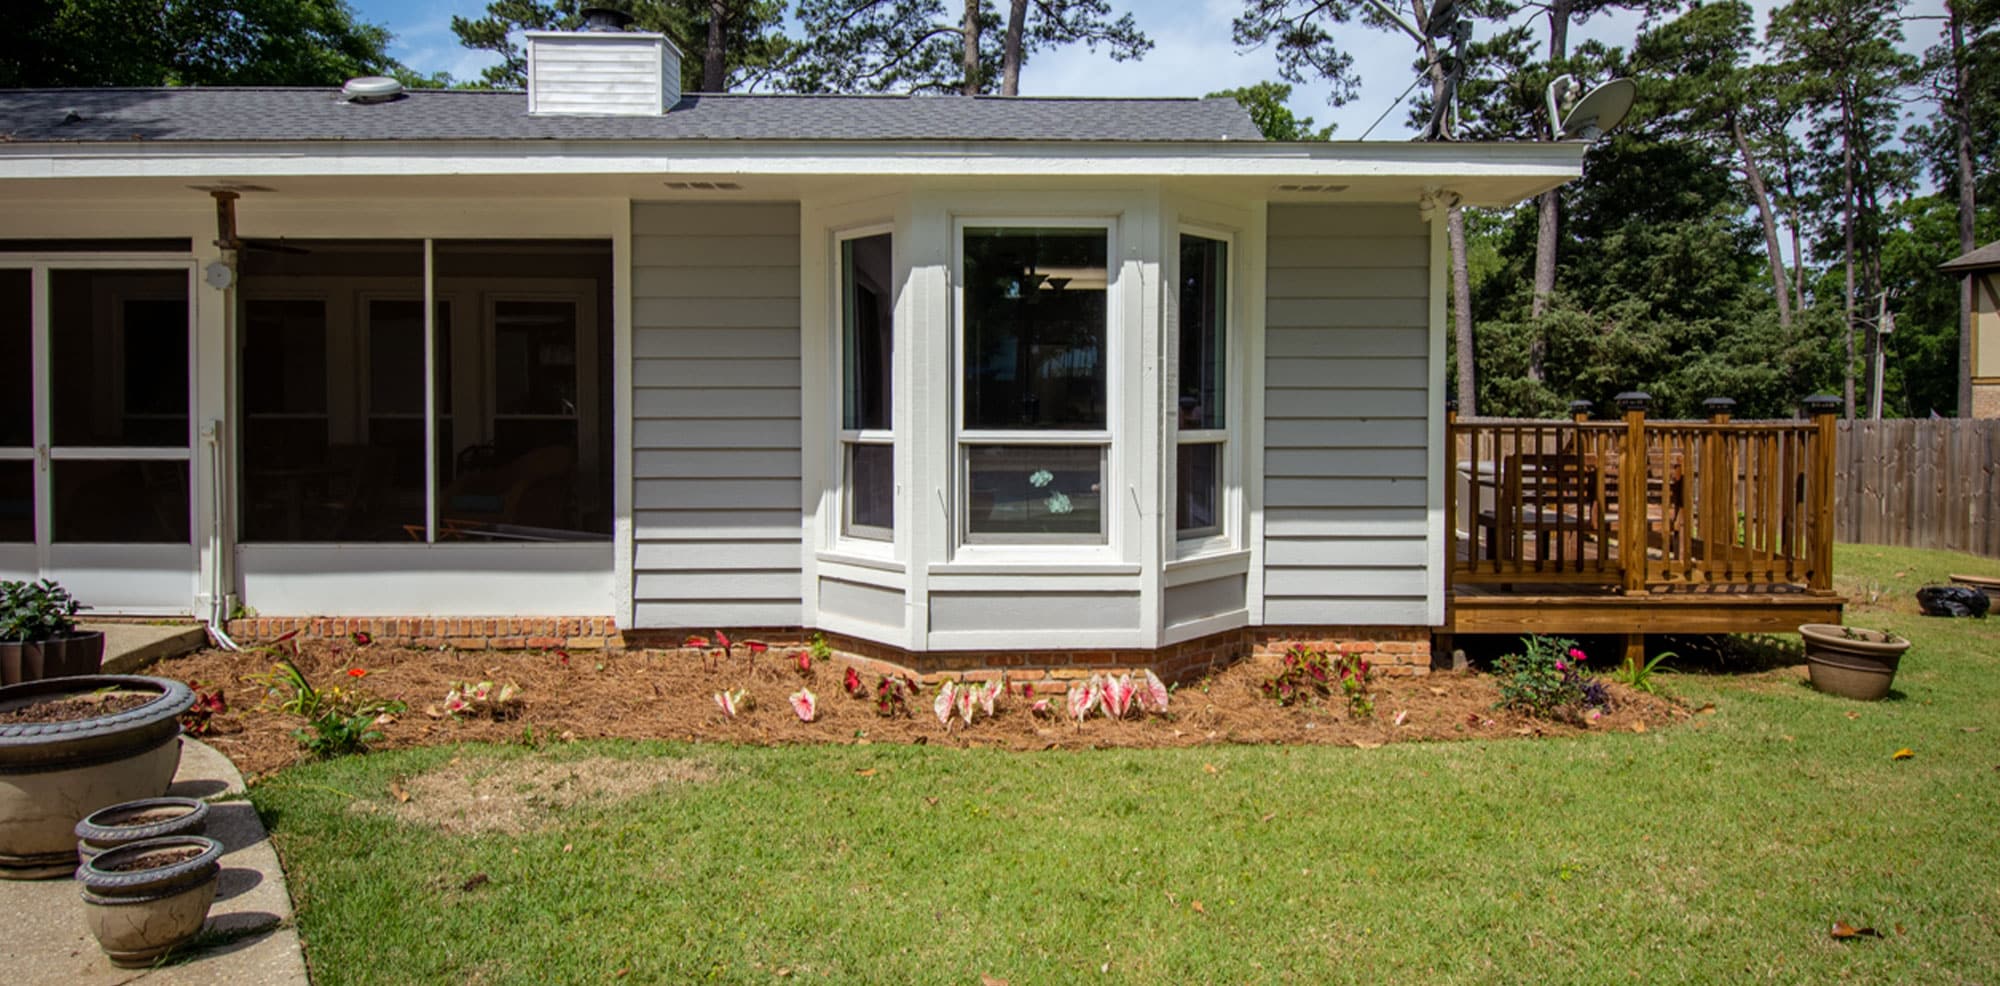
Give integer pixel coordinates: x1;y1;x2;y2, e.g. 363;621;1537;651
49;270;188;448
239;241;423;542
434;240;613;541
0;271;27;542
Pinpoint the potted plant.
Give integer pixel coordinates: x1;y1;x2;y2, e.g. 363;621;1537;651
1798;623;1910;701
0;579;104;685
0;675;193;879
76;834;223;967
75;796;210;863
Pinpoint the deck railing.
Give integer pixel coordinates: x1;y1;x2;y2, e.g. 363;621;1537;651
1447;395;1839;595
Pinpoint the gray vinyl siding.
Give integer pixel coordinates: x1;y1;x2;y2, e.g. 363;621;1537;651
1164;574;1247;628
928;591;1142;633
630;202;803;629
1263;204;1433;626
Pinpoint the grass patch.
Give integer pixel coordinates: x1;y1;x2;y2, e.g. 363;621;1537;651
253;545;2000;984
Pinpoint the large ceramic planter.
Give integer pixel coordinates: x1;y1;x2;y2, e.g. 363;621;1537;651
77;834;222;967
0;631;106;686
0;675;192;879
1949;573;2000;609
75;796;210;863
1799;623;1909;701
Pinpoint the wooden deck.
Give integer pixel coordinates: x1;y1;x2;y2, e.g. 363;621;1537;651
1442;400;1845;661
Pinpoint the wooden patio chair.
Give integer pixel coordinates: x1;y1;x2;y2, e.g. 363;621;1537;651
1476;451;1601;565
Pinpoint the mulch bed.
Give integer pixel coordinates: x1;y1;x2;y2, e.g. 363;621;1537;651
155;642;1692;779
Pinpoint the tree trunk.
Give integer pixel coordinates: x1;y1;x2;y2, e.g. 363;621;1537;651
1730;113;1791;328
1841;95;1857;420
1781;146;1806;304
1001;0;1026;96
961;0;981;96
1450;205;1477;416
1528;0;1571;373
703;0;727;92
1949;0;1975;416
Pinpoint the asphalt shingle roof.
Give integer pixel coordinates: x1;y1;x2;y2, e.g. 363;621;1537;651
1941;240;2000;273
0;89;1265;144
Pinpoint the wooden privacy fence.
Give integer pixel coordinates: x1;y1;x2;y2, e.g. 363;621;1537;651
1835;418;2000;558
1447;396;1839;594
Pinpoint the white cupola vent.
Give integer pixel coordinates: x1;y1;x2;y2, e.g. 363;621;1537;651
525;10;682;117
341;76;405;104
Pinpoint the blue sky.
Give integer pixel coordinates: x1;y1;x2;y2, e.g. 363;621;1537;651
354;0;1950;141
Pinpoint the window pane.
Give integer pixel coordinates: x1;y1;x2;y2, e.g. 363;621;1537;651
0;271;29;447
50;270;188;447
846;442;893;536
842;234;893;431
966;445;1103;539
435;240;613;540
1179;235;1227;430
240;241;424;541
1176;442;1222;537
963;227;1108;430
0;461;30;542
53;460;189;543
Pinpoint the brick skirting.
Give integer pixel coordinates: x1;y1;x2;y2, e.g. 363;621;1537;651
221;618;1432;684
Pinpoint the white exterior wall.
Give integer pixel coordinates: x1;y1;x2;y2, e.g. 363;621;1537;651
1262;203;1437;626
630;202;804;628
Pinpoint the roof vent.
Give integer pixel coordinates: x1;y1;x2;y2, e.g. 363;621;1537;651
580;7;635;32
341;76;405;104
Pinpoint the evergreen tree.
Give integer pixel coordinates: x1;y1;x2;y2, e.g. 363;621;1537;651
452;0;792;92
783;0;1148;96
1207;82;1334;140
0;0;399;87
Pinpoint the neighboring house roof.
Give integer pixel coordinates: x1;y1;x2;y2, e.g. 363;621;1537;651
1941;240;2000;274
0;88;1266;144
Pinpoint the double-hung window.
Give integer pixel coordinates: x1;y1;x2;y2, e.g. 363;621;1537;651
1176;233;1228;542
838;231;894;540
959;225;1112;544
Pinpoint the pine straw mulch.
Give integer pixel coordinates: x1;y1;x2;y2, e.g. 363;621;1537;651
155;642;1695;780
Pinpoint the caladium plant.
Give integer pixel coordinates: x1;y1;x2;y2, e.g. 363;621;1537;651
933;680;956;728
789;687;818;722
713;688;752;718
440;680;521;720
956;684;975;725
1101;674;1137;719
1068;677;1102;721
978;678;1002;718
1139;669;1170;714
844;666;865;698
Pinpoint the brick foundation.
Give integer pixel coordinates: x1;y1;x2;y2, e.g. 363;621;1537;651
224;616;625;652
220;618;1431;684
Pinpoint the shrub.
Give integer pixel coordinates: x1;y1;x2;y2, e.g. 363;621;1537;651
1494;635;1609;721
1261;646;1374;718
0;579;80;642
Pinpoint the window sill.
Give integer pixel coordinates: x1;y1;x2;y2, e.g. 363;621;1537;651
1164;548;1250;587
815;548;903;574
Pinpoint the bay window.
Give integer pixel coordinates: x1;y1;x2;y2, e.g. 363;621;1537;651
1176;233;1228;541
838;231;894;540
959;225;1111;544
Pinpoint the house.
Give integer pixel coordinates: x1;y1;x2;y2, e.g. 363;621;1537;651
1942;241;2000;418
0;22;1589;681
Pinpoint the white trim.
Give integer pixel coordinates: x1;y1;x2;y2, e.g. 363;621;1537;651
237;541;614;616
1162;609;1250;645
1425;204;1448;627
1243;201;1268;625
1163;548;1251;587
1169;224;1241;555
832;223;897;551
0;140;1588;188
612;201;635;629
422;239;437;543
29;266;50;571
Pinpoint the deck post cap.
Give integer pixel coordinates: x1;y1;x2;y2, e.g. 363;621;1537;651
1701;397;1737;412
1802;394;1841;415
1567;400;1594;415
1446;399;1459;413
1614;391;1652;412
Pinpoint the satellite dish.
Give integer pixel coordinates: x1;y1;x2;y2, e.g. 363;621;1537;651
1555;77;1636;140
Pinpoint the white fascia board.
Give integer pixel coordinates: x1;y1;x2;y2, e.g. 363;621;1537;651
0;138;1586;184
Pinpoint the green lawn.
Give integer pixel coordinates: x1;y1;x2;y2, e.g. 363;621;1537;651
251;544;2000;985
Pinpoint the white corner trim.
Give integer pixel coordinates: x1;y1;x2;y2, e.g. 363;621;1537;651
1424;201;1448;628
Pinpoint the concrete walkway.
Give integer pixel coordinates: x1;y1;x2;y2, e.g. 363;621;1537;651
0;739;311;985
86;622;210;675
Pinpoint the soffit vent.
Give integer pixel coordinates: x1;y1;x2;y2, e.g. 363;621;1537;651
1275;183;1350;194
662;181;743;191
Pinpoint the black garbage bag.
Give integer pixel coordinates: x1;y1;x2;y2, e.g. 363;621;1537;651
1917;585;1990;618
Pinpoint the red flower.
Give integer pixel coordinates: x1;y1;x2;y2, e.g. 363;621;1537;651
1021;683;1036;699
796;651;812;673
347;668;368;678
844;666;863;697
351;631;373;646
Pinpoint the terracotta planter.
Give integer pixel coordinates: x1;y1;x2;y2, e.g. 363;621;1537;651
1949;573;2000;609
0;631;106;686
76;835;222;967
0;676;193;879
1799;623;1910;701
75;796;210;863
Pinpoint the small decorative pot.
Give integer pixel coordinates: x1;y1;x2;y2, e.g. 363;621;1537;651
75;797;210;863
1799;623;1910;701
0;631;106;686
77;835;223;967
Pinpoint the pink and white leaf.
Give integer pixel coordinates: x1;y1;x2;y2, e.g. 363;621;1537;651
979;679;1001;718
1102;674;1137;719
1139;669;1169;714
1069;677;1102;721
1030;699;1051;718
789;687;818;723
956;685;976;725
934;680;956;728
713;691;735;718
